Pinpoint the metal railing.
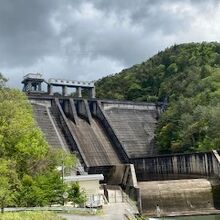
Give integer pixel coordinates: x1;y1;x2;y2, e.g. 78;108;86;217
48;78;94;87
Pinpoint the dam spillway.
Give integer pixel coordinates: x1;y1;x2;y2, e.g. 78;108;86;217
30;97;159;167
66;115;121;167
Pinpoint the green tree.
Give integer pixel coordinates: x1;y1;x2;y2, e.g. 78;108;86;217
0;159;19;213
0;89;49;175
0;73;7;88
68;182;87;206
17;171;65;207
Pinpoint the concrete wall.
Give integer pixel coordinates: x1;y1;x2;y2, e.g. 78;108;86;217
107;164;141;212
91;164;141;212
139;178;220;217
61;99;79;125
77;180;100;196
212;150;220;178
30;99;52;107
87;164;136;186
76;99;92;124
135;151;220;215
90;101;129;163
101;101;157;111
87;166;114;182
131;151;220;181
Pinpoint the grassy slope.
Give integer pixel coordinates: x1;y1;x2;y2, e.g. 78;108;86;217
0;212;64;220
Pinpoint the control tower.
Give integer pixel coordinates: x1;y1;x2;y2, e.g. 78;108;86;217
22;73;44;93
22;73;96;98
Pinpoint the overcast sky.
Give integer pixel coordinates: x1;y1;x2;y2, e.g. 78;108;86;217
1;0;220;88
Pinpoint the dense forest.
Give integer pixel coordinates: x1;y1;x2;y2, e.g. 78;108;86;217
96;42;220;154
0;75;84;212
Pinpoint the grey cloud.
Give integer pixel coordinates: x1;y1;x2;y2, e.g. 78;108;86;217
55;0;186;66
0;0;220;88
91;0;201;35
0;0;61;67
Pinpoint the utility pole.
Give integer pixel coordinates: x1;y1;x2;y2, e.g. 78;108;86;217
62;160;64;183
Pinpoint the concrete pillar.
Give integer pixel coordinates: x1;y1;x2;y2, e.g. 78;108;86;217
38;83;42;91
48;84;53;95
76;87;82;98
33;84;37;91
89;87;96;99
27;81;32;91
62;85;67;96
63;100;69;115
22;84;26;92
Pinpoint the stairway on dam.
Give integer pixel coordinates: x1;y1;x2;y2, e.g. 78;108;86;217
67;115;121;167
104;107;157;158
32;103;70;151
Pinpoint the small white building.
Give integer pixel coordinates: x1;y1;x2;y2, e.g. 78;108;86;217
64;174;104;207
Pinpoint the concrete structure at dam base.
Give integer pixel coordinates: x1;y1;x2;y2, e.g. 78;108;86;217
23;74;220;217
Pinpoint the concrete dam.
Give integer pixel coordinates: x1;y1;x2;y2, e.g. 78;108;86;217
30;97;158;167
23;74;220;217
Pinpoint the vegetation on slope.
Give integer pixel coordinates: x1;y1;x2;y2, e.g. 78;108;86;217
96;42;220;153
0;75;78;212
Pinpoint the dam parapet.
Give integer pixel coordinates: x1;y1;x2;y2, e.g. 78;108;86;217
131;150;220;181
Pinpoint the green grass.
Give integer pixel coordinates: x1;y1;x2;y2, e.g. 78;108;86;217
0;211;65;220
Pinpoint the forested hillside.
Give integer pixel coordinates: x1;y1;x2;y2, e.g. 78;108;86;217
96;42;220;154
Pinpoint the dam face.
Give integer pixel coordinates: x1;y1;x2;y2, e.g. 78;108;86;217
30;97;159;167
139;179;220;216
23;74;220;217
